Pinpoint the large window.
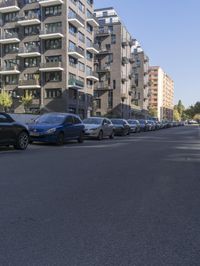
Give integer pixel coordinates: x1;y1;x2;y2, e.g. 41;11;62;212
24;25;40;36
24;57;40;68
45;39;62;50
45;22;62;33
4;12;18;23
45;5;61;17
5;75;18;85
46;55;62;63
45;72;62;82
45;89;62;98
69;24;77;36
4;43;19;54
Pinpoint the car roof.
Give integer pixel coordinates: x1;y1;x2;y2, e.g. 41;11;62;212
41;112;80;118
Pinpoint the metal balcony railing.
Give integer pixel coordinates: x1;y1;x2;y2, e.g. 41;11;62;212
0;32;19;40
68;78;84;88
40;27;62;35
40;62;63;68
18;79;40;86
19;46;40;53
68;12;84;25
0;0;18;8
68;46;84;56
0;65;19;71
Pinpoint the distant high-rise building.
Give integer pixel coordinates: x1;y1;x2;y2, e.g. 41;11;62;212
131;42;149;118
149;66;174;120
93;7;135;119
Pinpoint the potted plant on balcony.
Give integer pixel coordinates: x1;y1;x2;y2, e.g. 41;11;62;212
22;90;33;113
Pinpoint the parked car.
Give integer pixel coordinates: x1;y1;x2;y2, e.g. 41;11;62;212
138;119;149;131
83;117;114;140
148;120;156;131
28;113;84;145
127;119;141;133
111;119;130;136
0;112;29;150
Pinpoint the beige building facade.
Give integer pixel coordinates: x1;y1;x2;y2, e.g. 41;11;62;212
149;66;174;121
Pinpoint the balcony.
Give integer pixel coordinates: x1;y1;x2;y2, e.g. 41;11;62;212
86;71;99;82
68;13;84;28
39;62;64;72
129;38;136;47
68;78;84;89
18;47;41;57
98;48;112;55
96;66;111;73
0;0;19;13
68;47;84;59
17;14;41;26
122;56;129;65
18;80;41;88
95;82;111;91
122;39;129;47
86;14;99;27
0;65;20;75
129;56;135;64
0;32;20;44
39;0;63;6
39;27;63;39
86;43;99;54
95;28;111;37
121;75;128;83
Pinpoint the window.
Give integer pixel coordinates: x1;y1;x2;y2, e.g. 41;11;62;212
86;51;93;61
86;66;92;75
108;91;113;108
86;23;93;34
46;55;61;62
5;75;18;85
24;25;40;36
24;57;40;68
45;5;61;17
4;43;19;54
45;72;62;82
111;34;116;44
113;80;116;89
4;12;18;23
78;1;85;13
45;22;61;33
45;39;62;50
69;56;77;68
78;31;85;43
24;89;40;99
45;89;62;98
0;114;10;123
69;24;77;36
96;99;101;109
78;62;85;72
74;117;81;124
24;9;40;19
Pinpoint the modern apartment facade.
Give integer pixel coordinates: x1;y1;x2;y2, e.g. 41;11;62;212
131;42;149;118
0;0;98;118
149;66;174;121
93;7;135;119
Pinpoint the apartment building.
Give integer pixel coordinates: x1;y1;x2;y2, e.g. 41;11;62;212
131;42;149;118
0;0;98;117
93;7;135;119
149;66;174;120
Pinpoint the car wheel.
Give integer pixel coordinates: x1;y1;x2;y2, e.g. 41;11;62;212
109;131;114;139
78;131;84;143
14;131;29;150
98;130;103;140
56;132;64;146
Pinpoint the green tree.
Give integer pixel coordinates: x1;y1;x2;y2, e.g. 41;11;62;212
0;91;13;112
149;107;158;118
193;113;200;122
173;108;181;121
22;91;33;112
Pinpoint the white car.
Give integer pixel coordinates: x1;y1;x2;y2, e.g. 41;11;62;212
83;117;114;140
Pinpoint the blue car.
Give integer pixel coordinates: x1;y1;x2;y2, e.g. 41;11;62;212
28;113;85;145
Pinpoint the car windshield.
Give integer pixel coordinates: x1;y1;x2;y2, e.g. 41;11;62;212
128;120;137;124
36;114;66;125
139;120;146;124
111;119;124;125
83;118;102;125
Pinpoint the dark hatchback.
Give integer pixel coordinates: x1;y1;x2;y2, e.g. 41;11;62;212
111;119;130;136
0;113;29;150
28;113;85;145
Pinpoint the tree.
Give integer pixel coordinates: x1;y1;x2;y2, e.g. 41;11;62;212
184;101;200;119
149;107;158;118
22;91;33;112
173;109;181;121
0;91;13;112
193;114;200;122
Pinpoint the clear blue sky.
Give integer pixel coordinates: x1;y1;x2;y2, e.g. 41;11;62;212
94;0;200;107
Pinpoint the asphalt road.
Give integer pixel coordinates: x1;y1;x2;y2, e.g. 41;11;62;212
0;126;200;266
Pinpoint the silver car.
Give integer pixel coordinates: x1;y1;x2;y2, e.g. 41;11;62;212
83;117;114;140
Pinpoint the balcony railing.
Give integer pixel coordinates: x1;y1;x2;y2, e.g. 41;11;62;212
0;0;18;8
68;12;84;25
86;43;99;51
40;62;63;68
18;80;40;87
86;71;98;78
96;82;111;91
95;28;111;36
40;27;62;35
68;46;84;56
96;66;111;72
19;46;40;53
0;65;19;71
0;32;19;40
68;78;84;88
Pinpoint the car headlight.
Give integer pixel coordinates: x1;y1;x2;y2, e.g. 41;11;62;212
46;128;57;134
